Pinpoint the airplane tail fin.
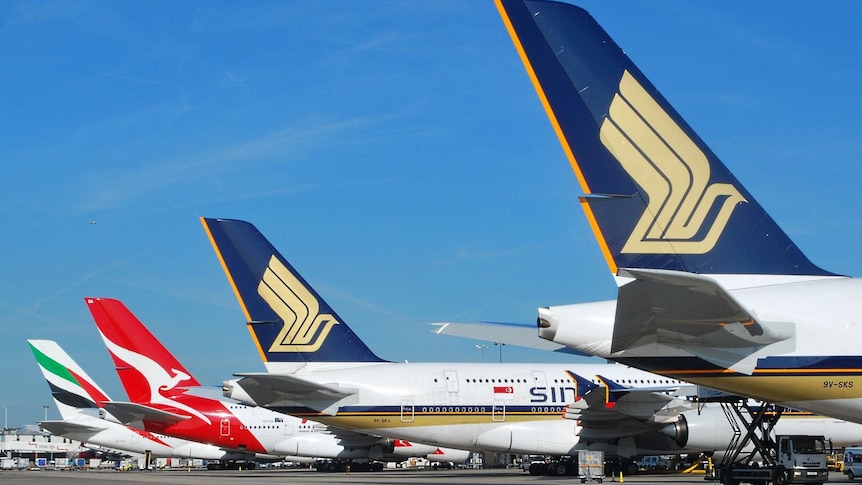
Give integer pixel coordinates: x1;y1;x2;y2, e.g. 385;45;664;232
495;0;834;278
85;297;201;404
200;217;386;373
27;339;112;420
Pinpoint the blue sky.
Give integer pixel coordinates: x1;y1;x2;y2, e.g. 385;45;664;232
2;1;861;427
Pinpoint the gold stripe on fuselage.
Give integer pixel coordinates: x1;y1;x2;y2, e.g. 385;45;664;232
286;410;566;430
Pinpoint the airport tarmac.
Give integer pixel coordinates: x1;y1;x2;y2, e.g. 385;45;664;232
0;469;853;485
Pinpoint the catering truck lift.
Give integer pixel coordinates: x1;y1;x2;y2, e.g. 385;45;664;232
704;399;828;485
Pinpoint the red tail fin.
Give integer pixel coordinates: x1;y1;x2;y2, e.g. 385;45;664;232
85;297;200;404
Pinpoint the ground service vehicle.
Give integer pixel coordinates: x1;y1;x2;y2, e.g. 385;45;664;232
844;446;862;479
709;435;828;485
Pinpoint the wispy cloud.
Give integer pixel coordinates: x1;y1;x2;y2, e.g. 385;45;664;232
98;72;178;89
315;283;413;325
0;258;131;333
75;109;407;212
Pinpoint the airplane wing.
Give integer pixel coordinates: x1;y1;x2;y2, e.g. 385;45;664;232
614;269;795;374
316;423;392;448
430;321;588;355
567;391;695;441
102;401;192;426
39;420;107;436
233;373;357;415
564;373;696;441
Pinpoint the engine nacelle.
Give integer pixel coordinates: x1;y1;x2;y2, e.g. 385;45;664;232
273;435;367;459
660;406;738;451
170;443;254;461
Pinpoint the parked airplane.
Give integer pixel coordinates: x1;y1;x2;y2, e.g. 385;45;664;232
28;339;262;464
492;0;862;424
85;297;468;468
198;216;862;461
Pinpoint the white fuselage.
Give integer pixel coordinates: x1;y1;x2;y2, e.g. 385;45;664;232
227;361;857;458
46;412;254;460
209;400;464;462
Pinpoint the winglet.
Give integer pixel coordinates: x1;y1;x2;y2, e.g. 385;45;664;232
566;371;598;400
596;374;630;404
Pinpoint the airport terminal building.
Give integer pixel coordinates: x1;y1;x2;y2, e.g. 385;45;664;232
0;428;81;469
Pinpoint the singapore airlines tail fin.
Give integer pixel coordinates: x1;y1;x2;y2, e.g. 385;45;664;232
28;339;112;421
495;0;835;281
200;217;387;374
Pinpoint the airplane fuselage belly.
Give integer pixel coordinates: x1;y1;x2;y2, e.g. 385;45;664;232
287;416;576;455
83;422;237;459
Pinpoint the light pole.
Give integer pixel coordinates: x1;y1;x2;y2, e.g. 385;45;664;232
475;344;488;362
494;342;505;363
2;404;7;430
43;405;49;421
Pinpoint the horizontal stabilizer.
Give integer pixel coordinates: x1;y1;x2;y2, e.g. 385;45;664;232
614;269;795;373
431;321;585;354
39;420;106;435
101;401;192;426
234;373;356;414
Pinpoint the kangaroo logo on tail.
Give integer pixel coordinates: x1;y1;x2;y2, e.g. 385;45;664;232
259;255;340;353
100;333;211;425
601;70;747;255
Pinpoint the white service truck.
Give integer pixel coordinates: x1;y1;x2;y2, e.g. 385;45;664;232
711;434;829;485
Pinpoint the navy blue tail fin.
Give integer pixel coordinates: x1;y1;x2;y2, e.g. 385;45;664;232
495;0;834;277
201;218;386;370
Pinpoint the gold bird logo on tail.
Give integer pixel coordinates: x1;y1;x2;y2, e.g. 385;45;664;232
258;255;340;353
600;70;747;254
